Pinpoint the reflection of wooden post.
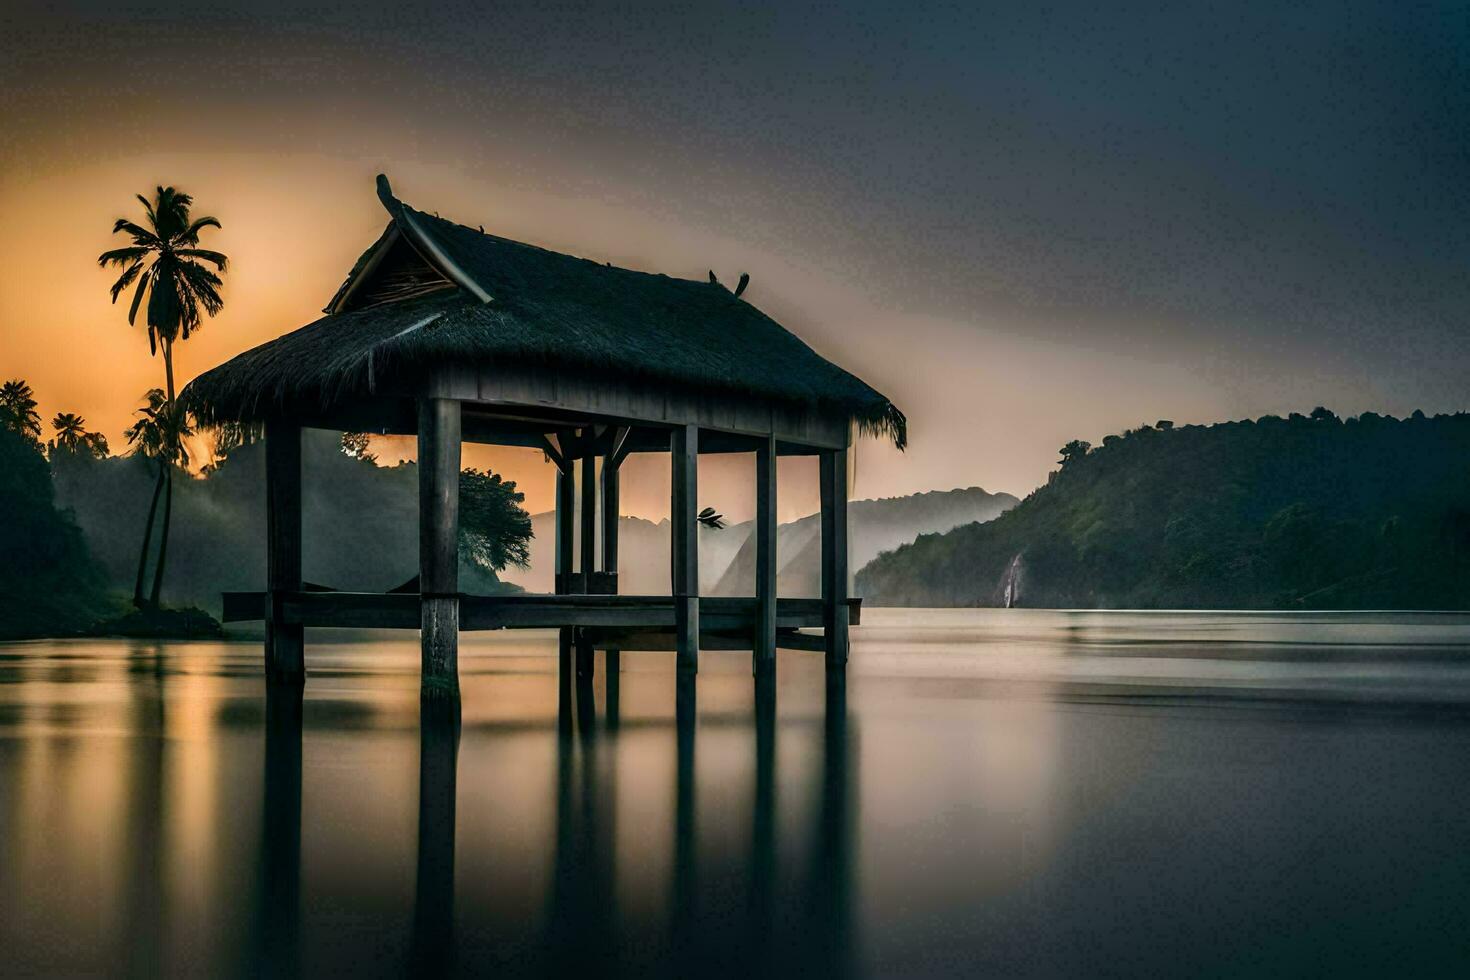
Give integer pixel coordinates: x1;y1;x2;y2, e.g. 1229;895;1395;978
672;672;698;964
754;434;778;678
253;687;302;977
413;699;460;976
419;398;461;701
671;425;699;676
265;421;304;686
820;447;849;668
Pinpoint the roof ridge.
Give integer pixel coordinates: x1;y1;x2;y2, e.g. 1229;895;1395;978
375;174;493;305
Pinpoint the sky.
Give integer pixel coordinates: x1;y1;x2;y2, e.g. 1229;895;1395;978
2;1;1467;519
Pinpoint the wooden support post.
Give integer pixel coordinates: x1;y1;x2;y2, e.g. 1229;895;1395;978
555;460;575;683
555;462;575;594
601;438;623;696
419;398;461;701
671;424;700;675
580;447;597;594
601;444;621;582
754;433;778;678
576;445;597;685
820;447;850;668
265;421;304;686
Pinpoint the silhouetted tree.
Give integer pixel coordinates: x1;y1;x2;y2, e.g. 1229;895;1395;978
458;469;533;572
100;187;227;607
201;420;256;474
125;389;194;608
99;187;228;402
340;431;377;463
0;379;42;445
1058;439;1091;467
49;413;109;459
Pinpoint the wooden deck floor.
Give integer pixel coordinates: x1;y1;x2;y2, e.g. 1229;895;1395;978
223;590;860;636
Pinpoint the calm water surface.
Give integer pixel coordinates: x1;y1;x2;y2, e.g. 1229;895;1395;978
5;609;1470;978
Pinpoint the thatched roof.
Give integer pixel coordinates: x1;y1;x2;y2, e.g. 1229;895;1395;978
183;175;905;447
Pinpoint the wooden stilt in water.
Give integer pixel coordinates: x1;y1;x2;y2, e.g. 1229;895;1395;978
601;435;624;706
671;425;700;676
576;448;597;685
265;421;304;687
754;433;778;678
605;649;620;730
555;461;575;689
819;447;850;668
418;398;461;701
580;444;597;595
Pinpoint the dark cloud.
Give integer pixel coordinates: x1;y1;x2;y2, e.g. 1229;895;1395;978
3;0;1466;494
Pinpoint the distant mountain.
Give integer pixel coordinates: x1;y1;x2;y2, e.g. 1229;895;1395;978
501;486;1018;597
713;487;1018;597
857;411;1470;609
500;513;742;594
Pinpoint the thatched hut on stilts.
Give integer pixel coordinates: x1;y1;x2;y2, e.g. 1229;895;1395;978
182;175;904;702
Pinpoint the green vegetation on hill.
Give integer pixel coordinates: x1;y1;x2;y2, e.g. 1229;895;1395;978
0;429;114;637
714;487;1018;597
857;411;1470;609
52;428;530;618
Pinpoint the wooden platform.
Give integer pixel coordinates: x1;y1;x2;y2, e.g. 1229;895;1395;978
224;591;859;647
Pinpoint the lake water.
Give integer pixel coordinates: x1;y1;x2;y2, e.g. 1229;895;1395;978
5;609;1470;977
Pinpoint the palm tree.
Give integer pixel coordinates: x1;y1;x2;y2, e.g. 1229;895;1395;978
99;187;228;402
101;188;225;608
125;389;193;608
50;412;109;458
0;379;42;444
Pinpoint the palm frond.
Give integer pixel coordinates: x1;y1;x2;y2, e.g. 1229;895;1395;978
177;216;221;246
108;261;144;303
111;219;160;245
98;245;149;268
136;194;157;228
128;269;151;325
176;247;228;270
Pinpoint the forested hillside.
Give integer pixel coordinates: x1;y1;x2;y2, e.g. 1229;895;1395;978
0;429;112;637
52;428;526;616
857;411;1470;609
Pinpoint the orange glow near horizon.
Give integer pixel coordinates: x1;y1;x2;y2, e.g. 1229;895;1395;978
0;146;1254;515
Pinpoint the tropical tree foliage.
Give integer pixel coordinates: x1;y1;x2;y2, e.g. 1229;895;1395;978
98;187;227;400
124;389;194;608
858;411;1470;610
49;413;109;459
0;379;42;445
100;186;227;608
0;426;110;637
459;468;533;572
340;431;377;463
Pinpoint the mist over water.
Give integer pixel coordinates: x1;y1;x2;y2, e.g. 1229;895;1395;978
4;610;1470;977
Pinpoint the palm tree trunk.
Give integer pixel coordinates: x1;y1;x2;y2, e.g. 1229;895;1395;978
162;338;176;403
148;466;173;608
134;462;165;608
